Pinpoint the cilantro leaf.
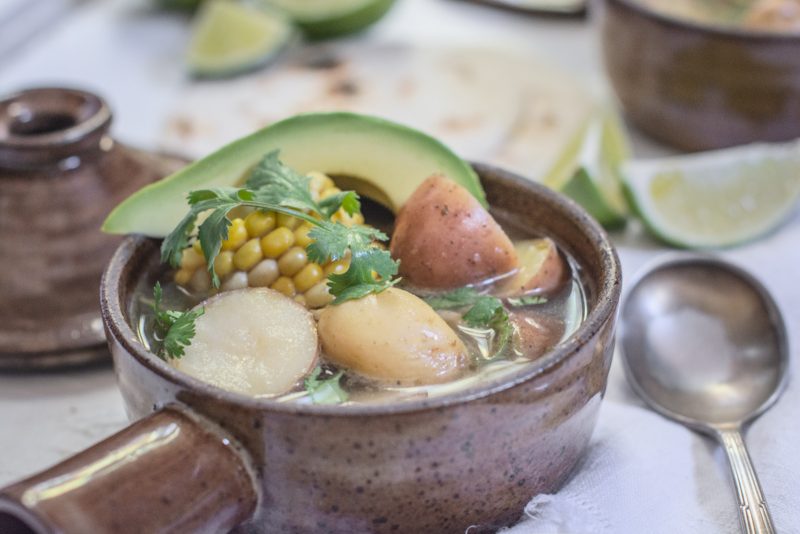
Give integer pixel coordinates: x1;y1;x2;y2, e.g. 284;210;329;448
307;221;396;304
424;287;483;310
151;282;203;359
318;190;361;218
246;151;319;213
507;295;547;307
159;153;398;304
304;367;348;404
462;296;505;326
426;287;512;359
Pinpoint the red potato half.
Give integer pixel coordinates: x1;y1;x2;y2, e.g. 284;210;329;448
497;238;567;297
170;288;318;397
390;175;518;289
317;287;468;385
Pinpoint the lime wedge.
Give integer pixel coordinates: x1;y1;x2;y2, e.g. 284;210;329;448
545;107;631;228
261;0;395;39
187;1;293;78
623;141;800;248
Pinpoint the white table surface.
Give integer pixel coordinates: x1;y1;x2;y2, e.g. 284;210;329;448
0;0;798;532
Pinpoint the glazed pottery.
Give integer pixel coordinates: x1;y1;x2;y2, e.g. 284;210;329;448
0;87;186;369
601;0;800;151
0;164;621;533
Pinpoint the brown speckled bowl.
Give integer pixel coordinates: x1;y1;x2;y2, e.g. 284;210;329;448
0;164;621;534
601;0;800;151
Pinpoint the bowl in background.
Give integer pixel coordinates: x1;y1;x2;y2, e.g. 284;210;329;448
0;164;621;533
601;0;800;151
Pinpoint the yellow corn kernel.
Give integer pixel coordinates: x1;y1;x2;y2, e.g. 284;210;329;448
308;171;334;195
180;247;206;270
260;227;295;258
244;210;276;238
271;276;295;297
192;240;203;255
294;263;323;293
294;223;314;248
320;186;341;200
278;246;308;276
294;294;307;306
304;281;333;309
221;218;248;251
324;259;350;277
188;268;212;293
174;268;192;286
331;209;364;227
248;259;279;287
276;212;301;230
214;251;234;279
233;238;263;271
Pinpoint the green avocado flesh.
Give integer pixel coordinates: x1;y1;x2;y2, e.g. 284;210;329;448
102;112;485;237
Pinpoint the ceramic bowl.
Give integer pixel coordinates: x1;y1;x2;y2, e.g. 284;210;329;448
601;0;800;151
0;87;186;369
0;164;621;534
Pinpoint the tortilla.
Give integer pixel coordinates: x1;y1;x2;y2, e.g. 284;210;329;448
160;43;594;184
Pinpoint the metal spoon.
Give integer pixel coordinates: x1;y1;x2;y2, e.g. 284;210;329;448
620;254;789;534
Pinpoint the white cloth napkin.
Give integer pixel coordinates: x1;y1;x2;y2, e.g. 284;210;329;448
505;216;800;534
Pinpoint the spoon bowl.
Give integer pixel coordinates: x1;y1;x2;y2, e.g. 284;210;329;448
620;254;789;534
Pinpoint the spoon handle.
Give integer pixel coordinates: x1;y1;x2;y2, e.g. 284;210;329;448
717;429;775;534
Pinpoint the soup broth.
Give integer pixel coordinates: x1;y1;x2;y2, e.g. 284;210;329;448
131;233;588;405
637;0;800;32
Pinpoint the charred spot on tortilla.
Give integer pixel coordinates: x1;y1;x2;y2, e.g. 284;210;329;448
303;52;343;70
329;79;360;96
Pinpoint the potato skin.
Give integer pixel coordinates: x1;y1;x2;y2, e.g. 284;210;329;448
390;175;518;289
317;287;468;385
497;238;567;296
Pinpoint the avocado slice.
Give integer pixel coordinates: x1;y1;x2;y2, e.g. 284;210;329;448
103;112;485;237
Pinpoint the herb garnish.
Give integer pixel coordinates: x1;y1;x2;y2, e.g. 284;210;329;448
507;295;547;307
151;282;204;359
160;151;398;303
304;367;349;404
425;287;511;358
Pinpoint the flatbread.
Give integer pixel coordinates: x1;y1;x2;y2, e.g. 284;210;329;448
160;43;594;183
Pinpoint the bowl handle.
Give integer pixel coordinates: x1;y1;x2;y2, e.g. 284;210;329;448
0;407;259;533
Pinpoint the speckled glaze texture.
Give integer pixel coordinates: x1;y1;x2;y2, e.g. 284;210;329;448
0;88;187;369
0;409;258;534
0;165;620;533
601;0;800;151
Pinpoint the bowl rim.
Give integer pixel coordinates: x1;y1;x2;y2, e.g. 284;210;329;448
100;163;621;417
607;0;800;42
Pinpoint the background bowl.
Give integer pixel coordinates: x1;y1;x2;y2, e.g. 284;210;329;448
601;0;800;151
1;164;621;534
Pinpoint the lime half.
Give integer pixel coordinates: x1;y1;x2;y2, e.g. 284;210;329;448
262;0;395;39
623;141;800;248
187;1;293;78
545;107;631;228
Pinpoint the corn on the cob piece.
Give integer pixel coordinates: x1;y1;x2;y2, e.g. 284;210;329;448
173;172;361;309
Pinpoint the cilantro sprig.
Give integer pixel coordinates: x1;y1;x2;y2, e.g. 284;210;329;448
425;287;511;358
151;282;204;359
160;151;397;303
425;288;549;359
304;367;349;404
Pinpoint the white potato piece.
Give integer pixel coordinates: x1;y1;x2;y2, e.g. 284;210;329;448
497;238;567;297
170;288;318;397
318;287;468;385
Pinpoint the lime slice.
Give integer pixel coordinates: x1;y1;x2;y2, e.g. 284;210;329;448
623;141;800;248
545;107;631;228
261;0;395;39
187;1;293;78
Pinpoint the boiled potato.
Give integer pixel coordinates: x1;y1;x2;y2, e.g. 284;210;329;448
170;288;318;397
317;287;468;385
497;238;566;296
390;175;518;289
